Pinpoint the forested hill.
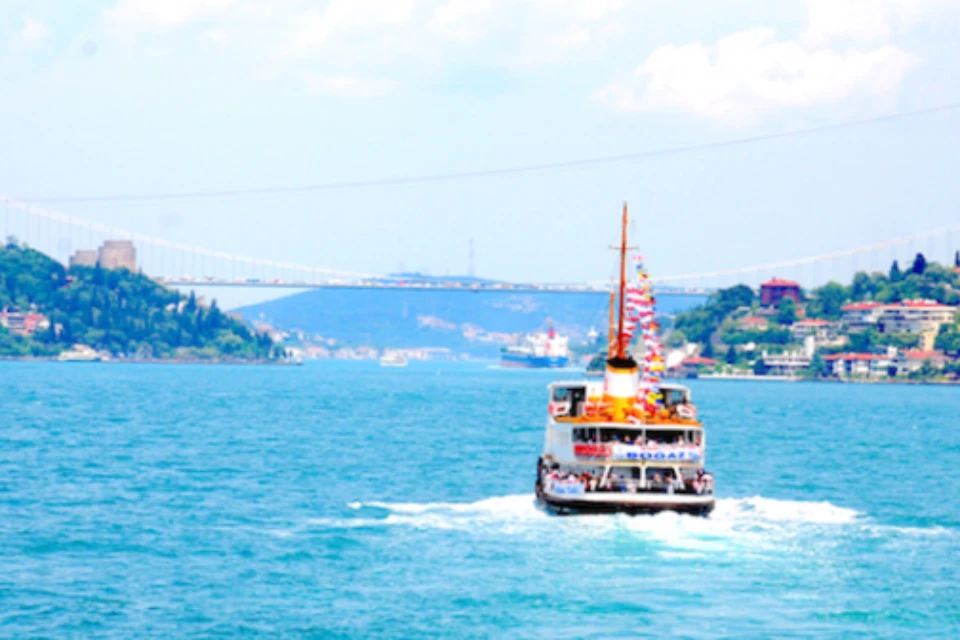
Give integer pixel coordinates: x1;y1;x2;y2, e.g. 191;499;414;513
0;241;278;360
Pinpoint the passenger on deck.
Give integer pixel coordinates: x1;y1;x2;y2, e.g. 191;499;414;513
672;472;686;493
664;471;675;494
692;469;711;495
651;473;663;490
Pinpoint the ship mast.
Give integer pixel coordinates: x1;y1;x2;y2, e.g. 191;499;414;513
607;291;615;357
616;202;628;359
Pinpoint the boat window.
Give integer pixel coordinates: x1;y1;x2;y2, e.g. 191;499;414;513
644;429;687;445
552;388;569;402
573;428;598;443
663;388;688;407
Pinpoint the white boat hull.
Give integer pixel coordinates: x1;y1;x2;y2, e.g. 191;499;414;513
536;485;714;516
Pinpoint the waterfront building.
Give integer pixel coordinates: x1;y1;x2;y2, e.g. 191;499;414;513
0;311;50;335
842;300;957;337
672;355;716;377
894;350;948;375
790;318;842;345
823;352;893;378
760;277;801;307
876;300;956;335
761;338;815;376
841;302;884;332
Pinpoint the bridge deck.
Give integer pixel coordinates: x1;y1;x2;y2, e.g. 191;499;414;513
155;279;712;295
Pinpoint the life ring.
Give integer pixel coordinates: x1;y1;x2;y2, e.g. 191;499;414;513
676;404;697;420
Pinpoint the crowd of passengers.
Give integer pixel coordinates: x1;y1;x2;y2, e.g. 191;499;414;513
540;464;714;495
574;432;702;447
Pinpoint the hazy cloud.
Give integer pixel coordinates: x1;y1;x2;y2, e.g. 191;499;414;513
802;0;955;45
105;0;238;31
9;17;51;52
305;74;396;98
595;28;916;124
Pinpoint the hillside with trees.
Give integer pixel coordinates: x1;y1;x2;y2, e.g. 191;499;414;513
668;253;960;380
0;240;279;360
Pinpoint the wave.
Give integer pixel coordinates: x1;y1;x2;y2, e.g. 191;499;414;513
308;494;870;548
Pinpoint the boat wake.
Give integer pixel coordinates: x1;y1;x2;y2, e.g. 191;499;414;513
303;494;864;544
301;494;952;555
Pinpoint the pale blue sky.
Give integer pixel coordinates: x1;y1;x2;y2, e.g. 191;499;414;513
2;0;960;308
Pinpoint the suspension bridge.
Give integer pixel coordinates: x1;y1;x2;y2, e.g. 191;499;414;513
2;196;959;296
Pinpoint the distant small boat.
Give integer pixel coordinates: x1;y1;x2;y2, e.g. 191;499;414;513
57;344;102;362
379;351;409;367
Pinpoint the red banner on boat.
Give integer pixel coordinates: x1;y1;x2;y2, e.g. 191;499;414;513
573;444;612;458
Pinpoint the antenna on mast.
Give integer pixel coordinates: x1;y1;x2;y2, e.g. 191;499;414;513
617;202;628;358
606;202;636;365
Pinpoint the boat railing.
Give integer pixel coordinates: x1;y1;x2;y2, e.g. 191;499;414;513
543;474;714;496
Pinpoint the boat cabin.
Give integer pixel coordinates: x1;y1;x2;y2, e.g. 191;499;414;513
547;380;695;421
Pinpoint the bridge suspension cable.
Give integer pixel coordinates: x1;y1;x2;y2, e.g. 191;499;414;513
653;223;960;284
3;196;957;291
18;101;960;205
0;196;390;282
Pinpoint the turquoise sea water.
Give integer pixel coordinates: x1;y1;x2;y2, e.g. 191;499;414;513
2;361;958;638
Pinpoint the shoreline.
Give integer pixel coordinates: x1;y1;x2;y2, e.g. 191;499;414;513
691;373;960;386
0;356;294;366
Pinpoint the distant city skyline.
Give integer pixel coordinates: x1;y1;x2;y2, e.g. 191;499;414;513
3;0;960;309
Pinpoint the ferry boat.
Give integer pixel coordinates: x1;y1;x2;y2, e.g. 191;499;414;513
500;328;569;369
379;350;409;367
535;204;715;516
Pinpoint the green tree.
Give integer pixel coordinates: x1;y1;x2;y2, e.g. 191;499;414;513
725;346;738;365
701;341;714;359
777;297;797;325
715;285;755;315
809;351;830;378
752;358;768;376
848;329;877;353
911;252;927;275
674;284;755;346
809;282;847;319
664;330;686;348
935;323;960;355
0;244;275;360
890;260;902;282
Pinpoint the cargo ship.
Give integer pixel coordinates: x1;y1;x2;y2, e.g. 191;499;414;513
500;328;569;369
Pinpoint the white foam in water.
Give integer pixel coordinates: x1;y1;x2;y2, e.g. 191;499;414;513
331;494;866;544
715;496;861;525
304;495;955;562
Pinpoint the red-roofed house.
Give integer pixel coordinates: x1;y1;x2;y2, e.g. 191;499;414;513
897;350;948;374
672;355;717;378
841;301;883;331
841;300;957;338
823;352;893;378
738;315;769;330
0;311;50;336
760;278;801;307
877;300;956;336
790;318;841;344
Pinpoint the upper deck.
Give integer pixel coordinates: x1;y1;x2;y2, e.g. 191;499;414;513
547;379;699;426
